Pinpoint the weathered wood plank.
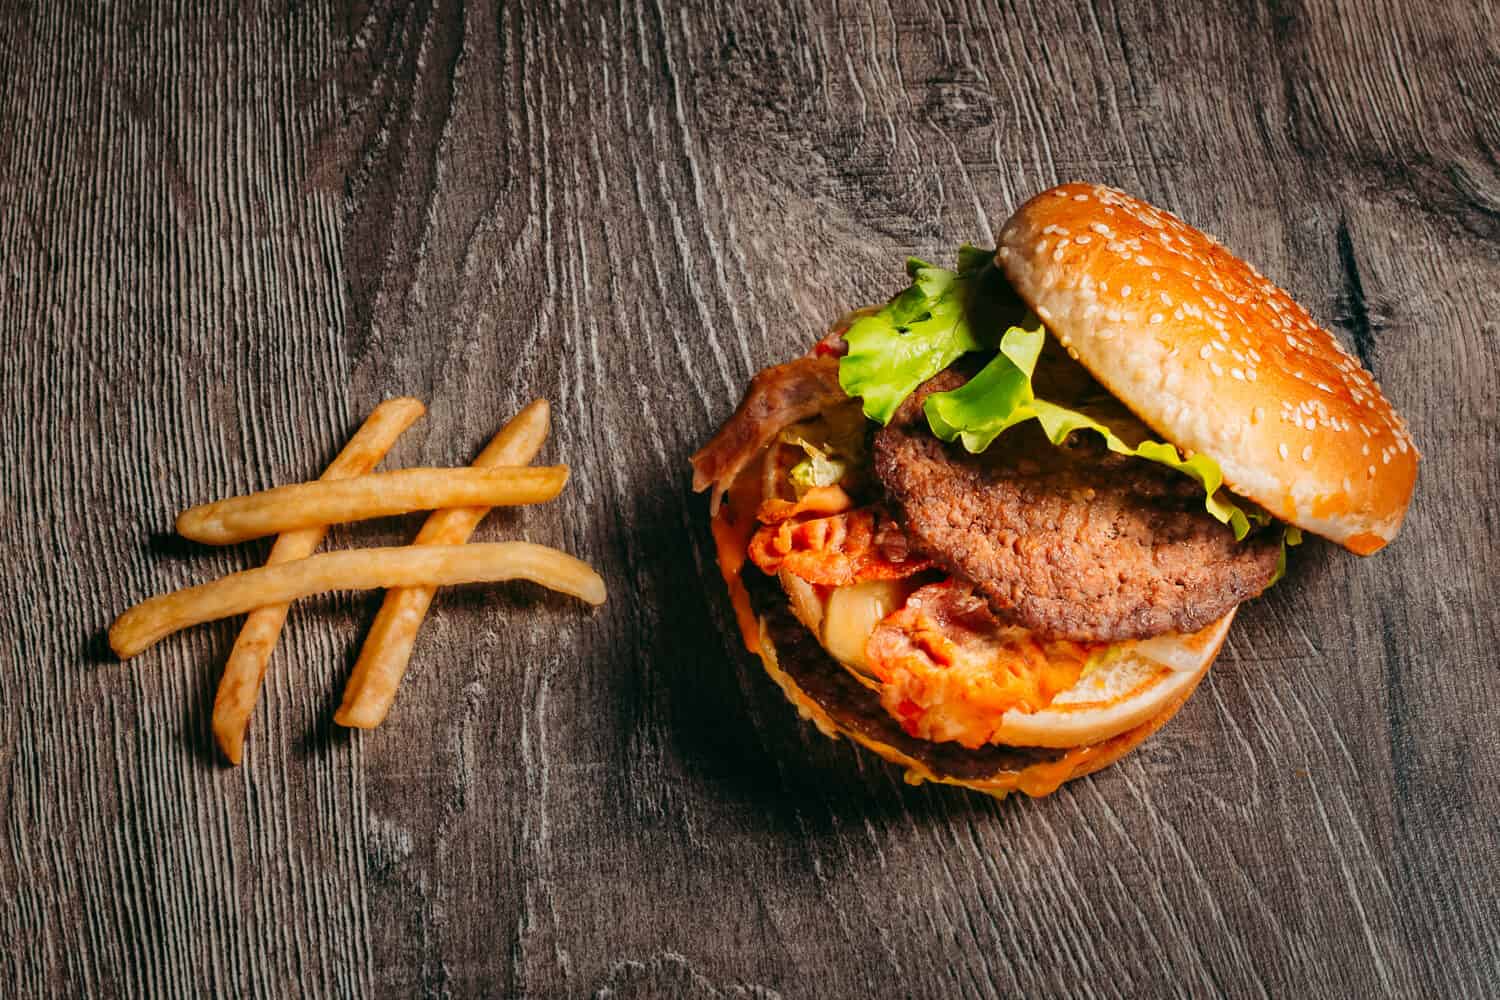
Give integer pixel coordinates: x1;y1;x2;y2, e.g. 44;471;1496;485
1;0;1497;997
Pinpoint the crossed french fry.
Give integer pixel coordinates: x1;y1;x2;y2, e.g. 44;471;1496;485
109;399;606;764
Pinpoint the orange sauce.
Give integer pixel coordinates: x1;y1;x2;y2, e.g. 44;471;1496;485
1014;747;1097;797
712;471;766;653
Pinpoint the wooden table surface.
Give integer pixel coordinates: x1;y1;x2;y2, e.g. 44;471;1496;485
3;1;1497;997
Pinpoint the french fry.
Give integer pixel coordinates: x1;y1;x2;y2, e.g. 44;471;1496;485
176;466;568;545
336;399;550;729
109;543;608;660
211;397;426;765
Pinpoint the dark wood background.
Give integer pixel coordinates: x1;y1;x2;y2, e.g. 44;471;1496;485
2;1;1497;996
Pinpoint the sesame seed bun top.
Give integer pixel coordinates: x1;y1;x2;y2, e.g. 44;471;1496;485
996;183;1418;554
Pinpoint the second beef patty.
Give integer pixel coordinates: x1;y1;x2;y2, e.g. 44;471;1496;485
872;373;1281;643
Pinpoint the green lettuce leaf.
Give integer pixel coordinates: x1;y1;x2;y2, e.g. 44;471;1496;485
838;247;997;425
780;403;869;496
924;318;1259;540
1271;525;1303;585
834;250;1297;581
785;435;850;494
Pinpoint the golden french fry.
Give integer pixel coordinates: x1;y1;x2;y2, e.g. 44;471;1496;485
336;399;551;729
109;543;607;660
212;397;426;765
176;466;568;545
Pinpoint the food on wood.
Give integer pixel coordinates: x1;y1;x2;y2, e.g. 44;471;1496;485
176;465;568;544
214;396;426;765
109;542;606;659
691;183;1418;798
111;397;607;760
336;399;552;730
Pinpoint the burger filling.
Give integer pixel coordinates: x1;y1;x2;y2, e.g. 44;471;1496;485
696;247;1298;751
874;367;1283;641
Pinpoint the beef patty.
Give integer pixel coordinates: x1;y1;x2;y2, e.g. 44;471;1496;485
872;371;1281;642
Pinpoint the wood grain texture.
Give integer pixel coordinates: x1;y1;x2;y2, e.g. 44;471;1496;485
2;0;1497;996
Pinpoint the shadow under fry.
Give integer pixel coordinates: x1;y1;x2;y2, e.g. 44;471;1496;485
81;628;116;666
180;620;239;770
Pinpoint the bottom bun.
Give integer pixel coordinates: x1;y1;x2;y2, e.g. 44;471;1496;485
989;610;1233;749
745;568;1215;798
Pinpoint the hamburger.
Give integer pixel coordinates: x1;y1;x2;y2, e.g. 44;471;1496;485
690;183;1418;798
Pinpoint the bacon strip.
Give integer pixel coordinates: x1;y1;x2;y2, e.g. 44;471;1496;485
748;507;932;587
866;580;1097;748
689;356;846;515
755;485;853;525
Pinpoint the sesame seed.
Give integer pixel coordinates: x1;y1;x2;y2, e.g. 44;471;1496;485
1253;406;1265;423
1231;368;1245;381
1246;369;1257;382
1301;445;1312;462
1121;284;1132;297
1210;362;1224;376
1368;465;1376;478
1150;313;1164;324
1199;345;1212;360
1278;443;1289;459
1075;234;1092;245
